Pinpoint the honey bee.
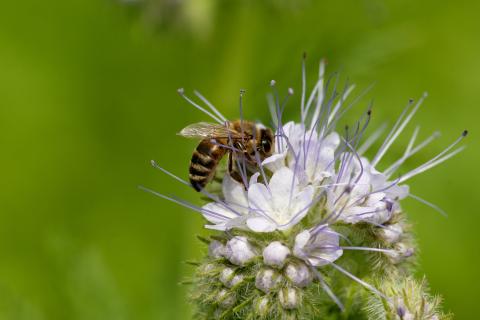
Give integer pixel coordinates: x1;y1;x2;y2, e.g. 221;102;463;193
179;120;275;191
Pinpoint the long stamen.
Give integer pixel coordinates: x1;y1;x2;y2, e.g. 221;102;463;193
267;93;278;128
357;123;387;155
327;84;355;125
309;266;345;311
383;126;420;176
307;59;326;128
408;193;447;217
177;88;223;124
341;246;395;254
252;124;271;194
385;131;441;177
399;130;467;183
150;161;243;216
138;186;230;221
328;83;375;133
372;93;427;167
330;263;389;300
301;52;307;124
193;90;228;122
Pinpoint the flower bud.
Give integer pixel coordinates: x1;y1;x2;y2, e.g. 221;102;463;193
285;262;312;287
217;289;236;308
263;241;290;268
208;240;225;259
388;243;414;264
255;268;283;293
219;267;234;287
278;287;299;309
224;236;257;266
254;296;270;316
230;274;244;287
200;263;215;274
378;223;403;244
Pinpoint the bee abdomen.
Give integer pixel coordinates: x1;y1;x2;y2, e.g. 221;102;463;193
189;139;226;191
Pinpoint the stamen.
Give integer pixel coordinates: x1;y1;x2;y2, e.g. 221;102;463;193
371;93;427;167
236;90;250;188
328;82;375;133
357;123;387;155
308;59;326;129
210;139;242;153
177;88;223;124
267;93;278;128
408;193;447;217
330;263;389;300
151;160;190;186
309;266;345;311
193;90;228;122
252;125;271;194
384;131;440;178
138;186;230;221
327;84;355;125
341;246;395;254
399;130;467;183
150;161;242;216
301;52;307;125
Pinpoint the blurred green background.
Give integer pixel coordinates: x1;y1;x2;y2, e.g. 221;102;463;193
0;0;478;319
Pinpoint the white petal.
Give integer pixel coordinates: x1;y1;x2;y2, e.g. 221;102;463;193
279;186;314;229
269;167;298;211
248;182;274;214
247;217;276;232
293;230;311;258
249;172;260;185
323;132;340;149
222;174;248;208
262;152;287;173
202;202;237;224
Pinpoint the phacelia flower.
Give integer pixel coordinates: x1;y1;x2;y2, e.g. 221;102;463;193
144;57;465;319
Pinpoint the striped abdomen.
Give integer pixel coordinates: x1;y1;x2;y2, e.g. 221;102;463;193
189;139;227;191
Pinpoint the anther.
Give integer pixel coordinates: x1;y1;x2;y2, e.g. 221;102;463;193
288;88;294;95
177;88;185;95
462;129;469;137
270;80;276;87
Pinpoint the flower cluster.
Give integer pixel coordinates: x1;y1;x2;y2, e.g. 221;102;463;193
144;59;464;319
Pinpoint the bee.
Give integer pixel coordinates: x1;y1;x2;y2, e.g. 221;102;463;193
179;120;275;191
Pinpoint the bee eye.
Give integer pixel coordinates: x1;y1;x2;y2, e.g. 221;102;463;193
261;140;271;153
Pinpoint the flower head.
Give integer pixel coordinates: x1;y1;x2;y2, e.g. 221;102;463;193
145;57;464;319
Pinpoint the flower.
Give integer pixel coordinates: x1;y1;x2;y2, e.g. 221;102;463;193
293;226;343;266
246;167;314;232
145;57;464;319
199;166;315;232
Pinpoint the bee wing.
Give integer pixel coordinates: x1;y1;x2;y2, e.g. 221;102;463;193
178;122;243;140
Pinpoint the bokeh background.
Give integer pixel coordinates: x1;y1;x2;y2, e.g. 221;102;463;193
0;0;479;319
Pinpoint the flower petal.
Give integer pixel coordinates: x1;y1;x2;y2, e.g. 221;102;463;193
269;167;298;211
222;174;248;208
246;217;276;232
